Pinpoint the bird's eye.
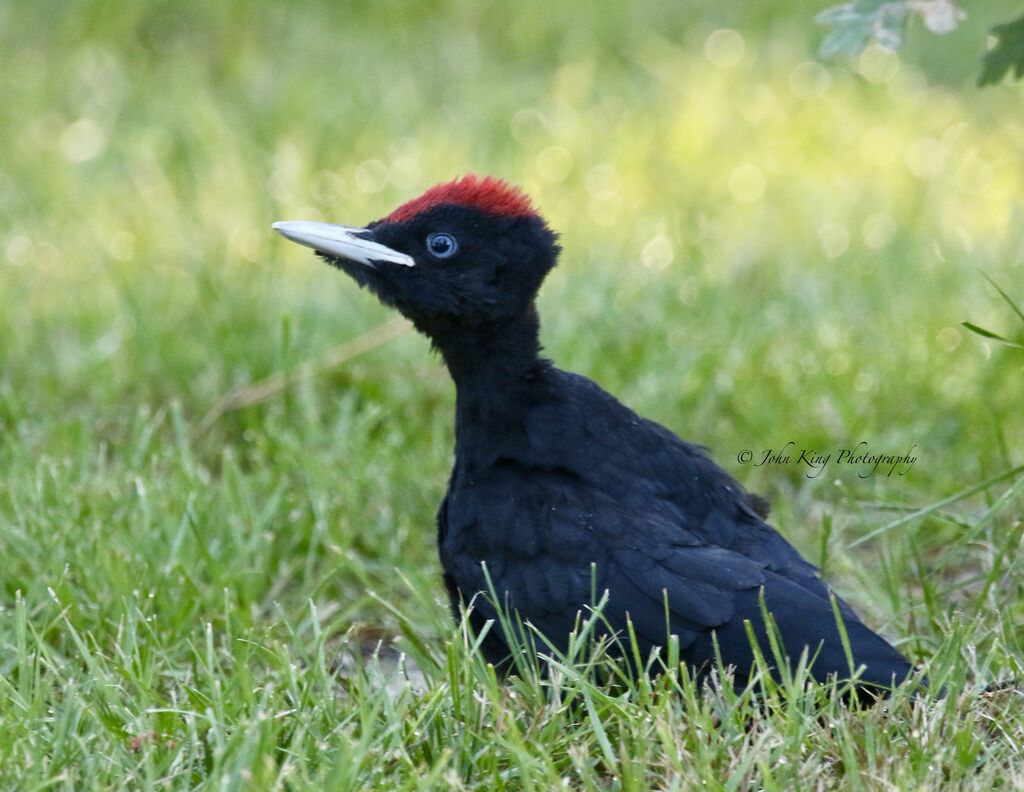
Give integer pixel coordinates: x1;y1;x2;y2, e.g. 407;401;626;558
426;232;458;259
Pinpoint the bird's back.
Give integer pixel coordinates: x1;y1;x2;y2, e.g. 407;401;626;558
440;365;913;689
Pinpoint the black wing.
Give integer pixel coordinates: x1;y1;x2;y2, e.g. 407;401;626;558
442;464;911;688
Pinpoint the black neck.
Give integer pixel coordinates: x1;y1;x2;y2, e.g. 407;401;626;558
422;307;548;464
434;307;543;382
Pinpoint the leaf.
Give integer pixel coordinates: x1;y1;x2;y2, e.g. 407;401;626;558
821;24;876;58
817;1;907;59
978;12;1024;86
815;0;891;24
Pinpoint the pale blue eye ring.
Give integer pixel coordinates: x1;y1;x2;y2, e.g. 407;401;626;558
426;232;458;259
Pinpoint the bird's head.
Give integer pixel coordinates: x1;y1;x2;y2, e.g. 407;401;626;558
273;175;560;335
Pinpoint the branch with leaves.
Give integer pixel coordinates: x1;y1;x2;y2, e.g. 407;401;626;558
816;1;1024;87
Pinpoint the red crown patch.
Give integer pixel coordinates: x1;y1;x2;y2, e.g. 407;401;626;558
385;175;537;223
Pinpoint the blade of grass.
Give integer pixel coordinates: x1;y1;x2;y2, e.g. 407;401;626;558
192;317;410;438
848;463;1024;548
960;322;1024;349
980;270;1024;325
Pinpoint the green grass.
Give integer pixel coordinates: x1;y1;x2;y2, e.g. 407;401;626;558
2;1;1023;788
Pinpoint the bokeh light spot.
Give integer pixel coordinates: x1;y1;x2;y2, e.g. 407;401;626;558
906;138;945;179
510;108;547;142
536;146;572;183
860;125;901;166
862;213;898;249
586;165;620;196
789;62;831;101
60;118;105;162
937;326;962;352
818;222;850;259
390;156;422;190
355;159;389;193
704;29;745;69
956;155;993;195
588;191;621;227
5;235;34;267
738;84;777;124
389;138;422;190
109;231;135;261
641;234;674;270
677;277;697;306
858;45;900;83
728;164;765;203
826;353;850;376
853;372;875;392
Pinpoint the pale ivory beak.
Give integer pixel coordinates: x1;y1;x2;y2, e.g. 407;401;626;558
272;221;415;267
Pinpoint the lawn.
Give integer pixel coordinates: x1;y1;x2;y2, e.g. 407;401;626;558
1;1;1023;788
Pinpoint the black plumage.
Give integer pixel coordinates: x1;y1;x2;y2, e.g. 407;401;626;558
273;175;914;692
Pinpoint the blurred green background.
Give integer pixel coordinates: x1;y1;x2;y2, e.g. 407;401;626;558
1;0;1023;784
